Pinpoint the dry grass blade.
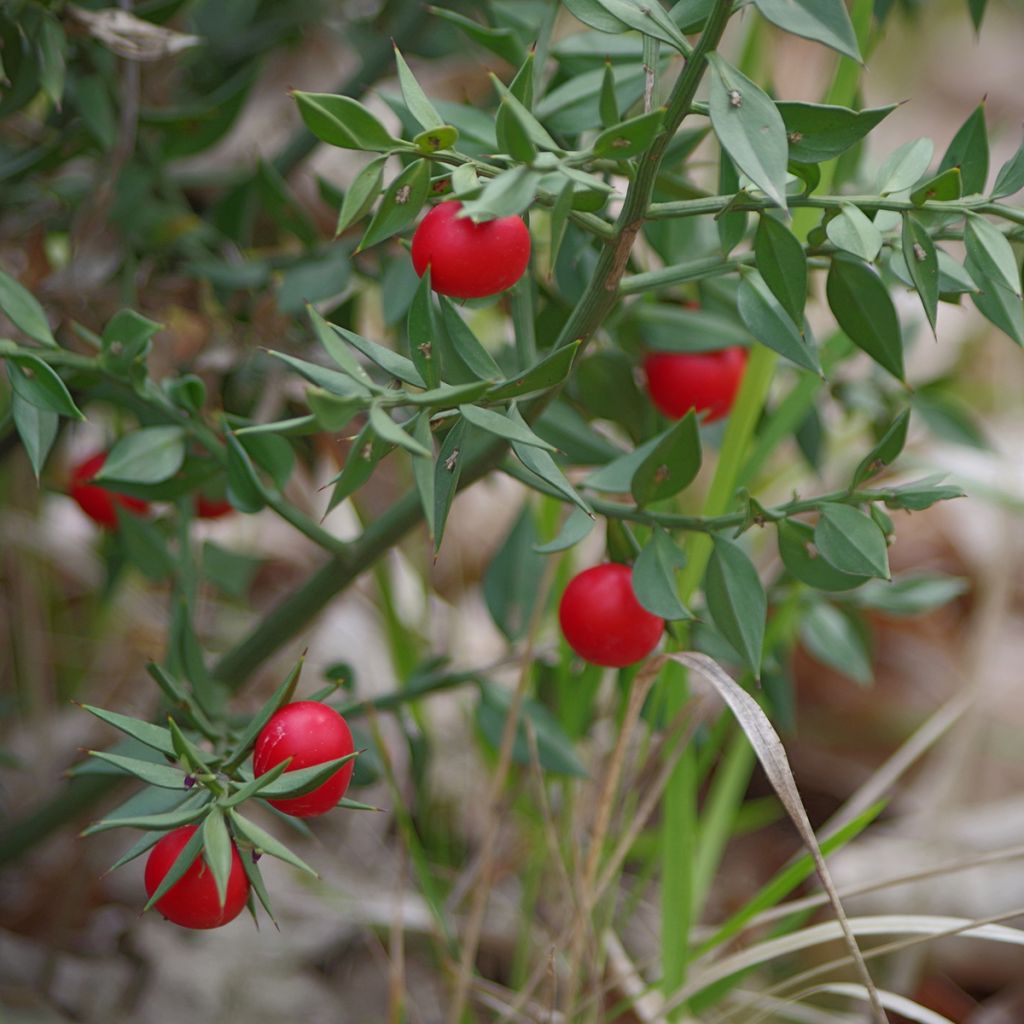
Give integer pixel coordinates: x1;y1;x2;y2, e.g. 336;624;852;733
723;988;861;1024
668;652;889;1024
816;983;957;1024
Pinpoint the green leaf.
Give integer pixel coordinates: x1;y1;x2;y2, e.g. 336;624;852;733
800;602;872;686
5;356;83;419
225;432;266;513
630;410;702;505
292;91;400;152
754;214;807;325
825;203;882;262
459;166;539;220
222;761;292;809
202;541;261;599
83;797;210;836
967;0;987;30
329;325;426;387
632;529;691;621
592;107;666;160
393;45;444;130
814;503;890;580
737;271;820;374
534;507;596;554
37;13;67;108
401;380;493;408
81;704;177;757
707;53;788;209
425;7;524;65
476;683;587;777
966;252;1024;346
408;269;441;388
368;405;432;458
228;810;318;876
992;136;1024;199
222;659;304;772
88;750;185;789
103;309;161;358
359;158;431;251
11;391;57;480
826;256;904;380
584;434;661;493
777;520;864;592
563;0;691;53
459;404;556;450
717;151;747;257
910;166;962;206
307;308;378;391
483;508;545;641
599;61;619;128
326;423;392;513
0;241;44;322
884;477;965;511
508;50;535;108
433;418;467;552
256;754;358;798
438;298;503;380
487;341;580;401
964;213;1021;298
876;138;933;195
335;155;387;236
901;215;939;334
414;124;458;154
705;534;766;676
412;412;436;540
853;409;910;486
106;831;165;875
847;573;969;616
496;99;538;164
142;822;206;910
753;0;860;60
118;511;175;582
776;102;896;165
96;426;186;485
490;77;561;152
937;103;988;195
202;809;234;910
509;417;593;516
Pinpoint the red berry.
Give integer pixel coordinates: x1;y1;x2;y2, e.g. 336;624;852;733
559;563;664;668
642;347;748;423
195;495;234;519
252;702;355;818
411;200;531;299
143;825;250;930
68;452;150;529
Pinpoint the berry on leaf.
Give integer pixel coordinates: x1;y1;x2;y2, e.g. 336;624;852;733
253;701;356;818
68;451;150;529
143;825;250;930
643;347;748;423
411;200;531;299
559;563;664;668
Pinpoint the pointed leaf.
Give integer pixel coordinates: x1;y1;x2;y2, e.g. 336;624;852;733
408;269;441;388
777;520;864;592
359;158;431;251
0;269;56;346
255;754;358;798
533;506;596;554
800;602;873;686
633;529;691;621
707;53;788;209
11;391;57;479
754;214;807;324
433;418;466;552
964;213;1021;298
439;298;503;380
393;45;444;130
705;535;766;676
826;256;904;380
81;704;177;757
223;659;304;772
228;810;319;876
368;405;432;458
511;438;593;516
293;91;400;152
853;409;911;486
83;798;209;836
992;135;1024;199
777;102;896;165
630;410;702;505
307;308;378;390
487;341;580;401
826;203;883;262
877;138;933;195
331;325;425;387
88;751;187;789
412;412;436;540
459;404;556;450
584;433;661;493
335;155;387;236
937;103;988;195
142;822;206;911
814;503;890;580
6;356;83;419
901;215;939;334
592;107;666;160
737;271;820;374
96;426;186;484
496;98;538;163
753;0;860;60
910;166;962;206
202;809;233;909
966;253;1024;345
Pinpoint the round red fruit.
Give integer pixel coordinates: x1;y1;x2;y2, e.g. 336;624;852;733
69;451;150;529
252;701;355;818
643;347;748;424
195;494;234;519
143;825;250;930
411;200;531;299
559;563;664;668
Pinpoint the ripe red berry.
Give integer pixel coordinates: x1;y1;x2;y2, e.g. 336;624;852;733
411;200;531;299
195;494;234;519
143;825;250;930
559;563;664;668
68;451;150;529
252;701;355;818
642;347;748;423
